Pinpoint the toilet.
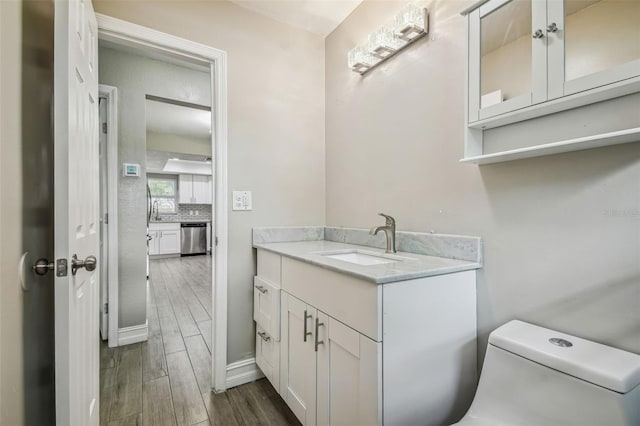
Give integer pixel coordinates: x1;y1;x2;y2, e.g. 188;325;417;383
456;320;640;426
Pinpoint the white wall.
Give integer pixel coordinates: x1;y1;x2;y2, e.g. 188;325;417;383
325;0;640;362
94;0;326;362
99;47;212;328
146;131;211;157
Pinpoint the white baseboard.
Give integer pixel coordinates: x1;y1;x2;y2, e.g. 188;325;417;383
117;321;148;346
225;357;264;389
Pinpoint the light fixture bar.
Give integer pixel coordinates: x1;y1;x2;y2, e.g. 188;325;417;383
349;6;428;75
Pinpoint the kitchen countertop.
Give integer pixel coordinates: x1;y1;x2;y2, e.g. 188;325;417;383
253;240;481;284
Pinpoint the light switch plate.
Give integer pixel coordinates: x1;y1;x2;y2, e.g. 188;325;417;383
232;191;252;211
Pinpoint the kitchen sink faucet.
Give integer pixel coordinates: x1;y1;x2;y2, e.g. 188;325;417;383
370;213;396;254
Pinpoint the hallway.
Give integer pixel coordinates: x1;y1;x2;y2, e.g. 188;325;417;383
100;256;299;425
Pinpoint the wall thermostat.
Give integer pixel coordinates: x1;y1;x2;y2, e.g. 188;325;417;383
123;163;140;177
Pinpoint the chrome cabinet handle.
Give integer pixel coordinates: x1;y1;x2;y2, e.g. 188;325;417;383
314;317;324;352
255;285;268;294
71;254;97;275
546;22;558;33
303;310;312;342
532;29;544;39
258;331;270;342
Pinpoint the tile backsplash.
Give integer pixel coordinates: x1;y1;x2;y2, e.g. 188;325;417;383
156;203;212;222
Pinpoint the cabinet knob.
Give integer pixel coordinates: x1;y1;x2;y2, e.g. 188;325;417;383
532;29;544;39
546;22;558;33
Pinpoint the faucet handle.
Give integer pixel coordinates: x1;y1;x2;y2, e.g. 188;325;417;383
378;213;395;226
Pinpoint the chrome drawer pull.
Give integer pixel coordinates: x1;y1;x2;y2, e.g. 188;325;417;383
258;331;271;342
255;285;268;294
303;310;312;342
314;317;324;352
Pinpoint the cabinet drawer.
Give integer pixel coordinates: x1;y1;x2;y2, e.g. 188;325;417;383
281;257;382;342
149;222;180;231
257;250;281;286
253;276;281;340
256;325;280;393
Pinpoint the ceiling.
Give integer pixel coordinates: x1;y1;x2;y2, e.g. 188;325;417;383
228;0;363;37
146;99;211;140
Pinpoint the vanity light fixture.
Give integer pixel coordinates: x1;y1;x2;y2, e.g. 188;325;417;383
348;4;428;75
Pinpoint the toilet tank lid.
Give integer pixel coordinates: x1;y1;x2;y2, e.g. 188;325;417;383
489;320;640;393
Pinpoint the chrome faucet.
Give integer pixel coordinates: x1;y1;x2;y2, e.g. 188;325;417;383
370;213;396;254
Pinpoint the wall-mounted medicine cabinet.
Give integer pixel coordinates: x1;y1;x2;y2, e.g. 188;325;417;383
461;0;640;164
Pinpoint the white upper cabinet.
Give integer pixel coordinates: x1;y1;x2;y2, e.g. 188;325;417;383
463;0;640;164
178;174;212;204
468;0;639;123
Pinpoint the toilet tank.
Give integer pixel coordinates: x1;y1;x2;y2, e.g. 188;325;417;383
465;320;640;426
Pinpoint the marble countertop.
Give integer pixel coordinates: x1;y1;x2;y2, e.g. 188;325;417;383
253;240;481;284
150;219;211;224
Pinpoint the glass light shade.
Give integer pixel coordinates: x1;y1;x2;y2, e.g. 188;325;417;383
348;45;381;73
395;5;427;41
368;27;406;58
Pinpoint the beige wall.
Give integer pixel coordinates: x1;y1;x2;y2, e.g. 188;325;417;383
326;0;640;364
94;0;326;362
0;1;25;424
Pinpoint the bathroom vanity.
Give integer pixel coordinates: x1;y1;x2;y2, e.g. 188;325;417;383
252;227;483;425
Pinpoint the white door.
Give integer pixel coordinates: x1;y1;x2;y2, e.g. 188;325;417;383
54;0;100;424
280;293;317;426
98;97;108;340
316;314;382;426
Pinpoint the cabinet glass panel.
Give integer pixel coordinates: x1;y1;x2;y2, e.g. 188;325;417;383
480;0;533;108
564;0;640;82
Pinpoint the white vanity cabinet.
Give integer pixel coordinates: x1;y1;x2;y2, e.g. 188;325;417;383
149;222;181;256
178;174;212;204
463;0;640;163
253;250;283;392
254;249;478;426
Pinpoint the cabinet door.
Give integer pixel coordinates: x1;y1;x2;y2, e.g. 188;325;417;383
158;229;180;254
280;293;317;426
192;175;211;204
256;325;280;393
148;231;159;255
547;0;640;99
468;0;547;122
253;276;281;340
316;313;382;426
178;174;193;204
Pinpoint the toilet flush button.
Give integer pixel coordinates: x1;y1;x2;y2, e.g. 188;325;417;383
549;337;573;347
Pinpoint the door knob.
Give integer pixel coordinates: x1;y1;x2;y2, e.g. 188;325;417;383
532;29;544;39
546;22;558;33
71;254;97;275
33;258;55;276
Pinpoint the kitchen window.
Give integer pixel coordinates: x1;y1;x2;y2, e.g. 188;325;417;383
148;174;177;214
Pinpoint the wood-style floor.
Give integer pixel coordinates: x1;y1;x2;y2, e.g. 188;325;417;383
100;256;299;426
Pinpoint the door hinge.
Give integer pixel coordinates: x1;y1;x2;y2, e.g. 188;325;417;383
104;213;108;224
56;259;68;277
215;236;218;246
104;303;108;314
102;122;107;133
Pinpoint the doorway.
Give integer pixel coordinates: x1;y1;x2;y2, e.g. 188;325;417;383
96;13;229;401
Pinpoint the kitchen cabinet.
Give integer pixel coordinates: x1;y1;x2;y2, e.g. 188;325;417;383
149;223;181;256
254;249;477;425
462;0;640;163
178;174;212;204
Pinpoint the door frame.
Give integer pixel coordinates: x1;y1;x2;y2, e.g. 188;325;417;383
98;84;119;346
96;14;229;392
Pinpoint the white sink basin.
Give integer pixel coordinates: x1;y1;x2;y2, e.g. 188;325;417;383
316;249;408;266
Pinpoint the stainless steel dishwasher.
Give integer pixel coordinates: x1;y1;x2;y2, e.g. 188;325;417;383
181;222;207;255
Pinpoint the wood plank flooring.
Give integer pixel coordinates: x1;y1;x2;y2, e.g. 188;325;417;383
100;256;299;426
